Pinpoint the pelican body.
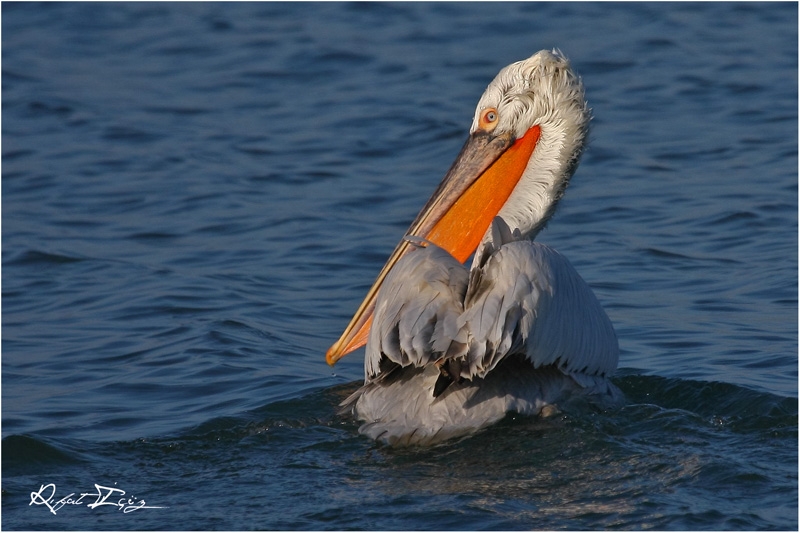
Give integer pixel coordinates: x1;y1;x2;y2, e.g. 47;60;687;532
328;50;620;446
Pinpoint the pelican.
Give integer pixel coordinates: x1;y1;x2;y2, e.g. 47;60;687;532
327;50;620;446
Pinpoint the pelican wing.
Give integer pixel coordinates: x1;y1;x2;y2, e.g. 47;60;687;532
459;237;619;381
365;241;469;381
364;226;618;390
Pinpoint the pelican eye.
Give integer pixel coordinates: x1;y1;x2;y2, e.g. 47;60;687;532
479;107;499;131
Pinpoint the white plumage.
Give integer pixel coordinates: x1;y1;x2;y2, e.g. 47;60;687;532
333;50;621;446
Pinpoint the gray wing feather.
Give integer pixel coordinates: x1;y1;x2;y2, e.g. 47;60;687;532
460;240;618;380
365;243;469;381
365;221;617;387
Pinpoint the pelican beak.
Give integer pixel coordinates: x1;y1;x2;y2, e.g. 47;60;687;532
326;125;541;365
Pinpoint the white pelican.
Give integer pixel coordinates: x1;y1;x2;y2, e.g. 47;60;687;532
327;50;620;446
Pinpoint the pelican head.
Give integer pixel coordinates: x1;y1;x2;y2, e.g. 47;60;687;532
327;50;591;365
470;49;590;247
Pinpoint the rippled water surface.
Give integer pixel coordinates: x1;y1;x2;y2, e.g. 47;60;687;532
3;2;797;530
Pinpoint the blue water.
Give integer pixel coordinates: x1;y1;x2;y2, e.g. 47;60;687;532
2;2;797;530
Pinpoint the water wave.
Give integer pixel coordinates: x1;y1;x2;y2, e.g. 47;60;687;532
5;374;795;530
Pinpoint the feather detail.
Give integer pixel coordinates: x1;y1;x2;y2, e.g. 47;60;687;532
365;243;468;382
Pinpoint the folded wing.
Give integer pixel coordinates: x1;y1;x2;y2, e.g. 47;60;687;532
363;221;617;392
365;240;469;382
459;238;618;383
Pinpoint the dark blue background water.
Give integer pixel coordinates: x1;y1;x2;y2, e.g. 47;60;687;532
3;2;797;530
